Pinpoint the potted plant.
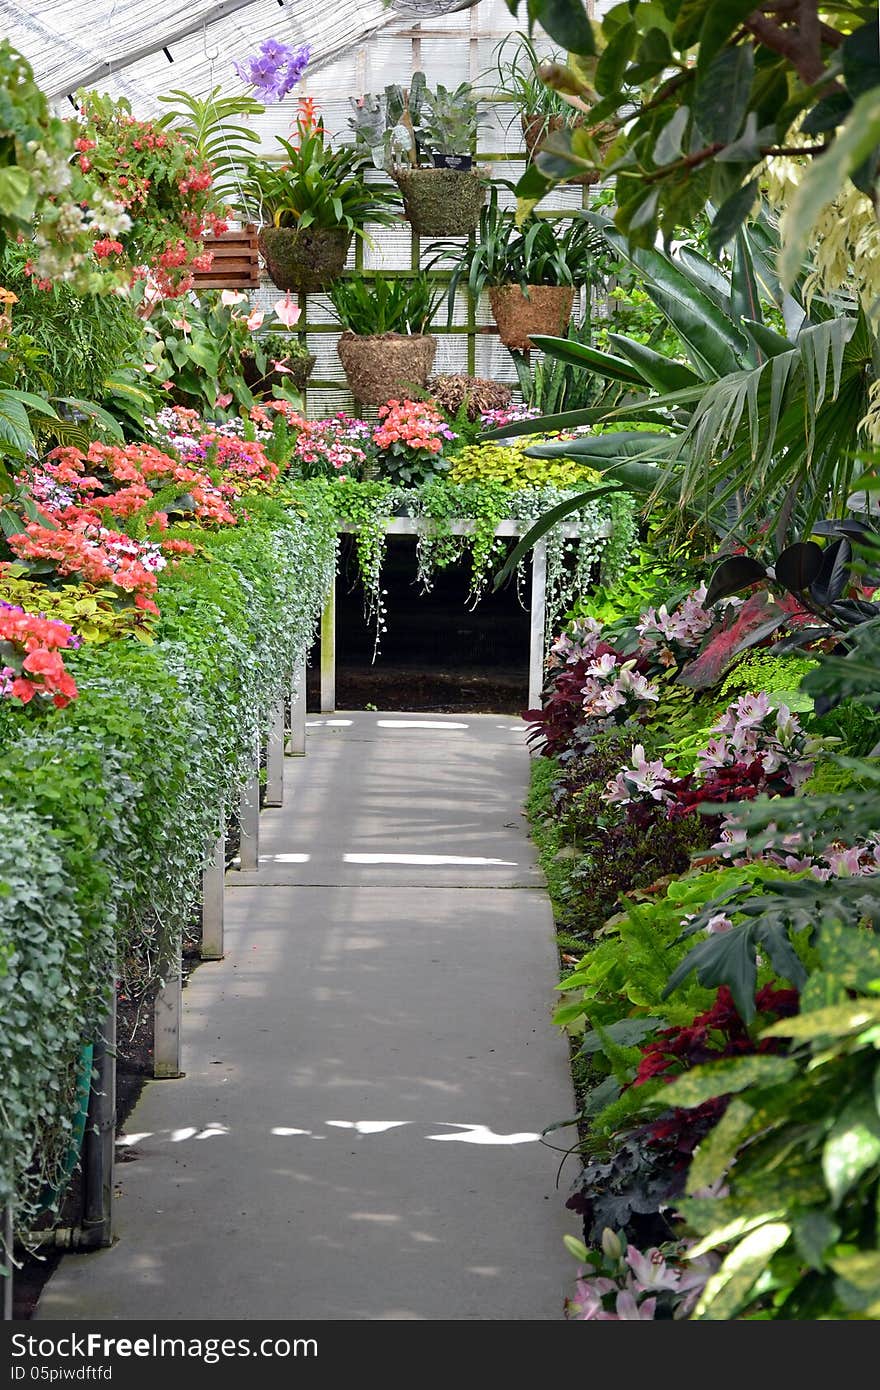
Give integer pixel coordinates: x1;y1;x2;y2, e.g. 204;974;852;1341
350;73;487;237
489;32;602;185
330;273;440;406
247;117;399;294
429;187;601;351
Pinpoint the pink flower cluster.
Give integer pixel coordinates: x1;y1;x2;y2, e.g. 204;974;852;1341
637;583;723;666
715;823;880;882
565;1230;717;1322
373;399;456;458
581;653;660;722
479;403;541;430
0;602;80;709
547;616;604;670
291;413;374;480
606;693;816;810
699;693;813;785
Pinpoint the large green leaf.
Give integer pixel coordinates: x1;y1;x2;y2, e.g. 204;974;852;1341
603;228;749;376
529;0;596;57
526;335;645;385
696;1;769;75
0;393;34;456
658;1055;797;1111
693;43;755;145
694;1221;791;1319
525;431;675;461
607;335;702;392
730;229;763;350
687;1098;755;1194
823;1095;880;1206
53;398;124;443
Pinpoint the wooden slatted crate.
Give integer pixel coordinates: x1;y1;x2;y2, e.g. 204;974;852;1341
191;224;260;291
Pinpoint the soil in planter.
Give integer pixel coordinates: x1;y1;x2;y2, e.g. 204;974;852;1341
489;284;575;351
258;225;352;294
392;165;488;237
337;332;436;407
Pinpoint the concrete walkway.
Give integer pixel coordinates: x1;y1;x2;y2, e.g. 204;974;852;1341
38;713;577;1321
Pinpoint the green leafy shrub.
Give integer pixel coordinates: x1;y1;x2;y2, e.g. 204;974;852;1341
0;493;336;1234
2;244;145;399
329;274;439;337
449;440;595;489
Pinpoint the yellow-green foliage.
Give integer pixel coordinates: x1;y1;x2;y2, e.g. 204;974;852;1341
449;441;596;490
0;575;154;644
720;650;818;713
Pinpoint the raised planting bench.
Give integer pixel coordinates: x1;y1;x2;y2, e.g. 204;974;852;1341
322;517;601;713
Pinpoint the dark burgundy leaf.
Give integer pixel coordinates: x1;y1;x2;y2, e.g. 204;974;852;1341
705;555;767;607
773;541;823;594
811;537;851;605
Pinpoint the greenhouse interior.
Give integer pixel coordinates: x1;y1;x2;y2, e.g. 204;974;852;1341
1;0;879;1338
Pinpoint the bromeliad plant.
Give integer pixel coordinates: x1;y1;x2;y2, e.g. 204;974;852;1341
331;276;441;408
329;275;440;338
430;188;603;351
249;120;400;293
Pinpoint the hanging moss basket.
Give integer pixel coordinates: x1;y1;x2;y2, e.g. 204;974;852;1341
337;332;437;407
391;166;488;237
489;284;575;352
241;350;316;395
258;225;352;293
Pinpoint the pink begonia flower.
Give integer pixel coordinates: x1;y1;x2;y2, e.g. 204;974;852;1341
625;1246;682;1293
273;293;301;328
216;392;233;408
246;308;265;332
221;290;248;306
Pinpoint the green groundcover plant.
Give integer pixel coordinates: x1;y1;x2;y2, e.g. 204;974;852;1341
0;494;336;1240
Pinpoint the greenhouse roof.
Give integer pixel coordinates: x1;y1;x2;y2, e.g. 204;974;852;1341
1;0;480;112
